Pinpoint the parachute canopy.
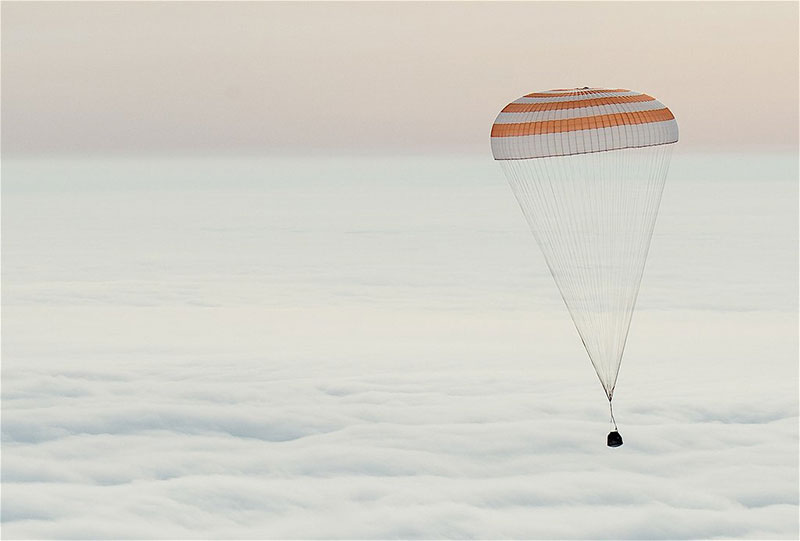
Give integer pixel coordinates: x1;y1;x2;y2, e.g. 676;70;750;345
491;87;678;160
491;87;678;413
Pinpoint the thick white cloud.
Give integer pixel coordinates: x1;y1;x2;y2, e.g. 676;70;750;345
2;154;797;539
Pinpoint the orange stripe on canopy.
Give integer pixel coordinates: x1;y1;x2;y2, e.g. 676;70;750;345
491;108;675;137
503;94;656;113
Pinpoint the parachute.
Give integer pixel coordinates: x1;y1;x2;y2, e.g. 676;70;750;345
491;87;678;447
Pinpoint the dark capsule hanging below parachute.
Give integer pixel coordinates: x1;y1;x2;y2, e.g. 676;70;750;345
490;87;678;447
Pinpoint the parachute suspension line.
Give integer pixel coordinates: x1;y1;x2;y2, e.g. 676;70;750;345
499;143;673;399
608;142;673;396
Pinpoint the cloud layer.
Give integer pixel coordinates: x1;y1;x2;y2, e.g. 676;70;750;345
2;154;798;539
3;348;797;539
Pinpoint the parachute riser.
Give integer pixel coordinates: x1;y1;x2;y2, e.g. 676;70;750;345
608;398;618;431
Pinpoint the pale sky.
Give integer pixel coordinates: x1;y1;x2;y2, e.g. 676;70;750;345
2;1;798;155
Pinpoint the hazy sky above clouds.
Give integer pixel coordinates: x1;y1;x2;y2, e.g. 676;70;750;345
2;1;798;155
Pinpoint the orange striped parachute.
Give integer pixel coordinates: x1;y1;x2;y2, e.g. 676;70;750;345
491;87;678;447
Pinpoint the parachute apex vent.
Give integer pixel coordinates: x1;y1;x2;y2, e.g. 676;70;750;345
607;431;623;448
